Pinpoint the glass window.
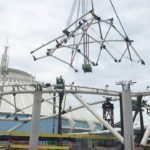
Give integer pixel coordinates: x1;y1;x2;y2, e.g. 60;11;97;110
95;123;102;130
62;119;69;126
75;120;89;128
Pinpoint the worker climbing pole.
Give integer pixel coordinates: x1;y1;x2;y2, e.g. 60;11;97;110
56;76;65;89
58;92;64;135
55;76;65;135
55;76;65;145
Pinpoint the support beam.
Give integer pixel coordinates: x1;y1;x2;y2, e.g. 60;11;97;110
0;98;119;122
53;92;56;134
7;122;26;133
117;81;135;150
119;93;124;150
2;84;150;97
57;92;64;146
119;93;124;137
140;122;150;146
0;85;119;97
58;92;64;134
29;86;42;150
73;93;124;144
137;96;144;135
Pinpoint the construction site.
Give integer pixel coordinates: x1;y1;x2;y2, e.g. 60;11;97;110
0;0;150;149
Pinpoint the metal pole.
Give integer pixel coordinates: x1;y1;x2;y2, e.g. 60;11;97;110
119;93;124;150
119;93;124;137
73;93;124;144
137;96;144;135
58;92;64;146
29;85;42;150
140;122;150;146
53;93;56;134
117;81;135;150
58;92;64;134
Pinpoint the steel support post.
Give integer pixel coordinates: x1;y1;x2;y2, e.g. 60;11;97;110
119;93;124;150
53;92;56;134
29;86;42;150
117;81;135;150
140;122;150;146
119;93;124;137
73;93;124;144
58;92;64;134
137;96;144;135
57;92;64;146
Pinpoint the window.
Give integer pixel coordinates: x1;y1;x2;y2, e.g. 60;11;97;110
95;123;102;130
75;120;89;128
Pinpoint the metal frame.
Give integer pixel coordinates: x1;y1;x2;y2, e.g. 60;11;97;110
0;83;150;149
31;7;145;72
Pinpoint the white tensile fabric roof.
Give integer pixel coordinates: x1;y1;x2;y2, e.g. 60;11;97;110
0;67;101;126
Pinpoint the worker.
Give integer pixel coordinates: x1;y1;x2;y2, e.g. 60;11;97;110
56;77;60;85
56;76;65;89
59;76;65;86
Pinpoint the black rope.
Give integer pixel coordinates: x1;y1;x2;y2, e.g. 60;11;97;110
91;0;94;10
70;0;81;66
86;32;89;64
82;0;85;15
66;0;77;27
109;0;128;37
83;31;86;64
88;34;90;63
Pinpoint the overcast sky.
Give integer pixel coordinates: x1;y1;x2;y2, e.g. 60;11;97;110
0;0;150;92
